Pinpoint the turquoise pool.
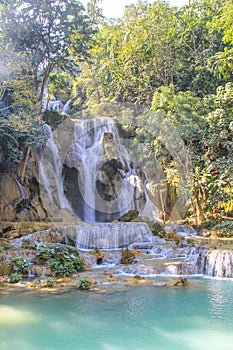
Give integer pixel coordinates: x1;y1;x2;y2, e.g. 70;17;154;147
0;279;233;350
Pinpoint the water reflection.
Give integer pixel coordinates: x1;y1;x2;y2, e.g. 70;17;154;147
207;280;233;327
0;280;233;350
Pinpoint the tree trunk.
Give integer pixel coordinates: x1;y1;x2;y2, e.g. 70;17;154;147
17;146;31;184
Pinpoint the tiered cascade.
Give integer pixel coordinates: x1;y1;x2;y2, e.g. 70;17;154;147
37;118;233;279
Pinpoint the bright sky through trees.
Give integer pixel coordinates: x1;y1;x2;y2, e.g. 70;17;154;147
81;0;188;18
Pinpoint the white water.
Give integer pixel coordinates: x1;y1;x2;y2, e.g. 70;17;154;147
74;222;153;249
36;118;233;278
65;117;160;222
202;250;233;278
47;98;72;114
41;83;71;114
15;176;26;199
39;117;160;222
39;124;72;210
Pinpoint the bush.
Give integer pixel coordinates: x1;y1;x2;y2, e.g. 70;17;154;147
213;220;233;237
77;277;91;290
6;272;22;283
8;256;29;275
28;277;54;288
36;244;85;276
41;277;54;288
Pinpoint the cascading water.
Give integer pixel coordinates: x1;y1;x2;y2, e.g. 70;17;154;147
38;117;161;250
201;250;233;278
15;176;27;200
61;222;154;249
65;117;160;223
37;122;233;277
39;124;72;211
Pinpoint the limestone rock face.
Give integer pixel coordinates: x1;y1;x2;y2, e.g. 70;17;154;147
0;175;21;221
0;149;48;221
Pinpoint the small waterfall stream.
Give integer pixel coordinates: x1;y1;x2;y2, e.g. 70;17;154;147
15;176;27;199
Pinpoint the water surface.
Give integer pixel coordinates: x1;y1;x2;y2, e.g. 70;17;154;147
0;279;233;350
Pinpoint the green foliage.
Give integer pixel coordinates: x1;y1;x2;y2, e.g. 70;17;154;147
80;0;225;107
6;272;22;284
148;82;232;223
0;243;10;254
0;116;46;163
43;110;68;129
41;277;55;288
7;256;29;275
36;244;85;276
0;0;96;105
83;1;176;106
212;220;233;237
174;0;224;95
150;222;166;237
77;277;91;290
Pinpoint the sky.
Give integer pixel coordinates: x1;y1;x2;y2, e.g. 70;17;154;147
81;0;189;18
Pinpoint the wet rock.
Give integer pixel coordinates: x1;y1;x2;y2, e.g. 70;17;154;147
126;275;153;285
91;248;105;265
163;231;183;243
56;277;72;284
200;229;212;237
30;265;54;277
150;222;166;237
117;210;139;222
121;248;135;265
164;224;197;237
106;274;117;282
170;277;189;287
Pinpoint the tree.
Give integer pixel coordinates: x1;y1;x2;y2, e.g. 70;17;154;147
80;1;176;106
210;0;233;80
0;0;95;107
174;0;224;95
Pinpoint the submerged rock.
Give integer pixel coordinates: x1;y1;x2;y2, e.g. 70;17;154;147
126;275;153;285
170;277;190;287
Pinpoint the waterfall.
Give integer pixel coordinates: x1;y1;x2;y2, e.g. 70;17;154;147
65;117;160;222
41;83;72;114
201;250;233;278
39;117;160;229
13;222;154;250
66;222;153;249
62;99;72;114
47;98;63;112
39;124;72;211
47;98;72;114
